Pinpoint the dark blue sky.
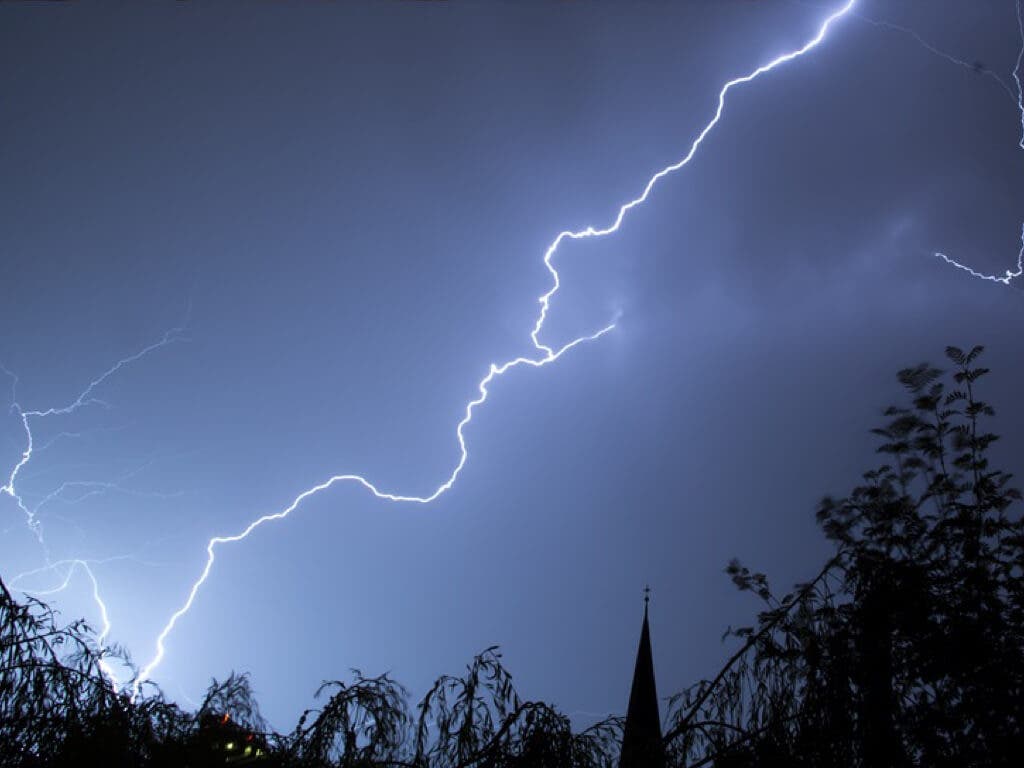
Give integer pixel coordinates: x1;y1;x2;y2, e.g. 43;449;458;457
2;0;1023;730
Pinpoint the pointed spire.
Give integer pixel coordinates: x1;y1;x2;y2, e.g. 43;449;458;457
620;587;666;768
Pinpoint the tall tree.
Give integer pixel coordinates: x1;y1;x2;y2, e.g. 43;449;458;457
664;346;1023;767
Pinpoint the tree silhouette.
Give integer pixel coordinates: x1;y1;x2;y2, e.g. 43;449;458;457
0;591;619;767
663;345;1023;767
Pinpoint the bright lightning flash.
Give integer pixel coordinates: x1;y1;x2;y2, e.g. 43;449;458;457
133;0;858;694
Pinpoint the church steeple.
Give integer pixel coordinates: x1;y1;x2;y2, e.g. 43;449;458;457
619;587;666;768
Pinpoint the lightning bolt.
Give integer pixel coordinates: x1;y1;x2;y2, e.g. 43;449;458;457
935;224;1024;286
133;0;858;694
927;0;1024;285
1;327;186;687
134;323;617;692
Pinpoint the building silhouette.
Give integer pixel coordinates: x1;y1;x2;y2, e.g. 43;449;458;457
620;588;666;768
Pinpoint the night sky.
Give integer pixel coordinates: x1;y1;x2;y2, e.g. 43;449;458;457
2;0;1023;731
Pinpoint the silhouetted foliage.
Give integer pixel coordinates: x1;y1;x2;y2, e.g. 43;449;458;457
0;585;619;767
411;647;621;768
285;670;409;767
0;578;195;767
663;345;1023;767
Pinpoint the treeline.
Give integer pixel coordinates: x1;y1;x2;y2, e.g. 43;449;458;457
1;579;622;767
2;346;1022;767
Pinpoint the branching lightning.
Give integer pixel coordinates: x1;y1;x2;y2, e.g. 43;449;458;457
24;0;1011;700
926;0;1024;285
852;8;1018;104
935;224;1024;286
816;0;1024;285
134;323;617;691
3;326;186;545
131;0;858;693
1;327;186;685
